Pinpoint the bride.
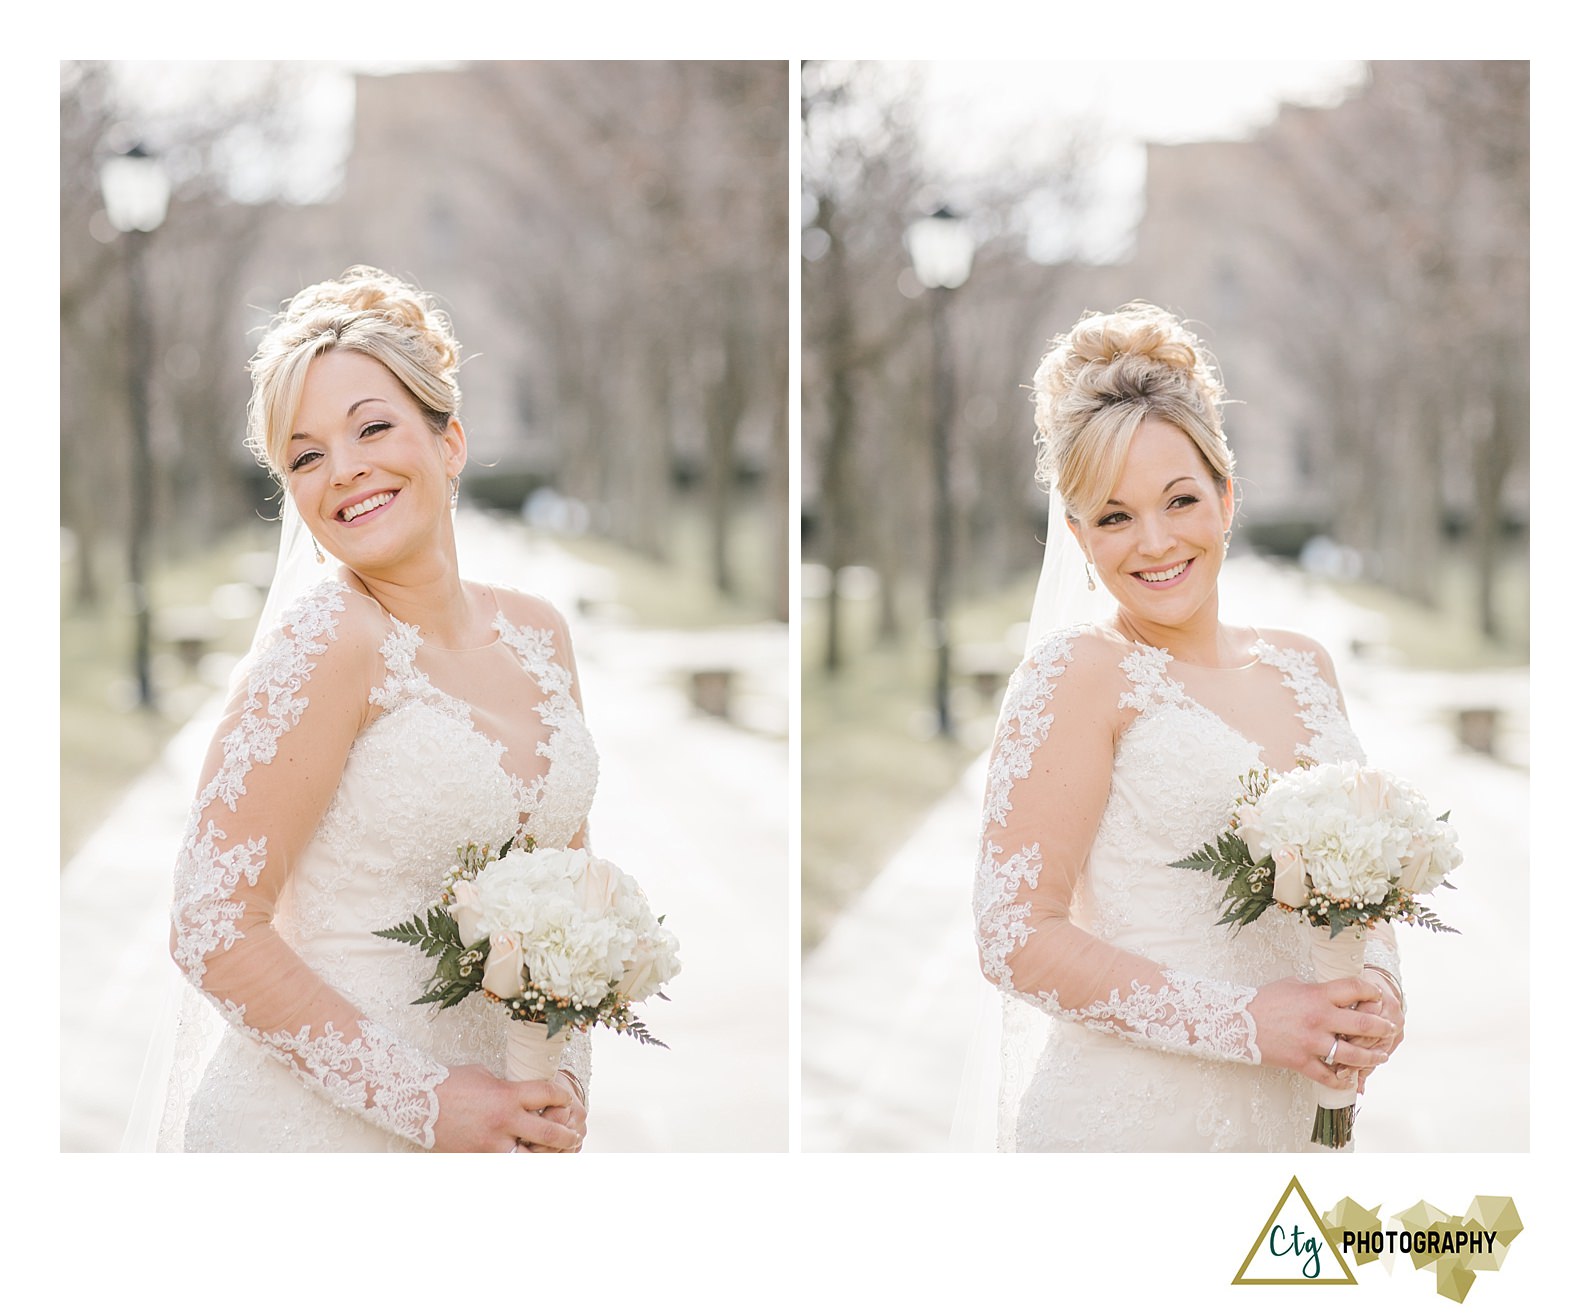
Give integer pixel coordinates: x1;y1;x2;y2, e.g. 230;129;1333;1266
158;267;597;1152
973;303;1406;1151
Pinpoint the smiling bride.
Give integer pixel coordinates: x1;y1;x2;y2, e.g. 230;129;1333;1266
157;267;597;1152
973;303;1406;1151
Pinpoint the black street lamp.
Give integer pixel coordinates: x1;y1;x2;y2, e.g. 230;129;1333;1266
906;205;974;739
98;144;169;710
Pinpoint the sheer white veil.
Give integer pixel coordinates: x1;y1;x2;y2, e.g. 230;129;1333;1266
1025;482;1113;658
243;494;337;666
121;494;333;1150
950;481;1114;1150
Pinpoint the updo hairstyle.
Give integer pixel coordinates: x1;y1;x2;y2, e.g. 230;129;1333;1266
246;266;463;479
1032;302;1232;522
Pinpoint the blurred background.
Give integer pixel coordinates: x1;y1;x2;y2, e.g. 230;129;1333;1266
60;60;788;1151
801;60;1528;1150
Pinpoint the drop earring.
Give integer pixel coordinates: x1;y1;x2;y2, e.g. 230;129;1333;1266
450;475;460;509
313;539;326;564
1084;559;1097;591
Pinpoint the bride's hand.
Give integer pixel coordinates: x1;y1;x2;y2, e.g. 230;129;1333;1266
430;1064;582;1153
523;1070;587;1153
1249;976;1397;1089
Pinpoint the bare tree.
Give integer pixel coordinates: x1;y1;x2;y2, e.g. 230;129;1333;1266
61;61;318;612
444;62;788;612
1238;62;1527;627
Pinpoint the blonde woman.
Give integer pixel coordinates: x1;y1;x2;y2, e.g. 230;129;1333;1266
159;267;596;1152
973;303;1405;1151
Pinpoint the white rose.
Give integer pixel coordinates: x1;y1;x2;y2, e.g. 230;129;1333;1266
620;925;682;1001
449;879;487;946
481;931;526;998
571;856;624;918
1235;802;1274;859
1271;846;1309;909
1343;766;1397;819
1399;837;1436;894
1402;821;1461;894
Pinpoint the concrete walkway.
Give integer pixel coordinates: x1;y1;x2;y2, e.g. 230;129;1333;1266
802;557;1529;1152
61;512;789;1152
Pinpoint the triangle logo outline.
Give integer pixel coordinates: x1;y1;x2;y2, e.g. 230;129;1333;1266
1232;1175;1357;1286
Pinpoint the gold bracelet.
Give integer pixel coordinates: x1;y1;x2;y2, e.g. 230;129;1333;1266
1364;965;1405;1014
557;1068;587;1106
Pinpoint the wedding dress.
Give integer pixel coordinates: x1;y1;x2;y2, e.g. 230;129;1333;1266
973;623;1400;1151
157;576;599;1151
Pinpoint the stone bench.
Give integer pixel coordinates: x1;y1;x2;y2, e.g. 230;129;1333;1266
156;606;221;674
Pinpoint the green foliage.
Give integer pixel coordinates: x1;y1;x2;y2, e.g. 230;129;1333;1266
373;907;493;1009
542;1006;583;1040
1400;903;1461;935
618;1017;669;1049
1171;830;1276;930
373;905;464;959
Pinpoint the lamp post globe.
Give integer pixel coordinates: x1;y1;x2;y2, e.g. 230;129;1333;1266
906;205;974;739
99;143;169;710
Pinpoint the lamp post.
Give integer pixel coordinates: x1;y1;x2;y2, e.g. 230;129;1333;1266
906;205;974;739
99;144;170;710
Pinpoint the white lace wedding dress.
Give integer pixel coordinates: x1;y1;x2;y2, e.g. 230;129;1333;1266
158;577;599;1151
973;624;1400;1152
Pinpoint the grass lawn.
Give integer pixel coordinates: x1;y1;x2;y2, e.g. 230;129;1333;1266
60;529;277;863
1324;548;1528;669
548;502;780;630
800;573;1036;953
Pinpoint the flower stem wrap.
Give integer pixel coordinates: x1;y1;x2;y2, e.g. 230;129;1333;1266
505;1019;571;1083
1307;924;1365;1148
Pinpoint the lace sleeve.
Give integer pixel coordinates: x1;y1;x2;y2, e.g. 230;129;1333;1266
169;582;449;1147
1363;923;1404;1009
973;631;1261;1064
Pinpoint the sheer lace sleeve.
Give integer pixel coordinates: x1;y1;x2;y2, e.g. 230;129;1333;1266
1363;923;1403;1007
169;581;449;1147
973;629;1261;1064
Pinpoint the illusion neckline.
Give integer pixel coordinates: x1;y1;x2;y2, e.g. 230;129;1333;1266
376;582;508;653
1120;636;1311;775
1124;628;1266;672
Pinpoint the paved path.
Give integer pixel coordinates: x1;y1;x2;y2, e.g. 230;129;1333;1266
802;557;1529;1152
61;512;789;1152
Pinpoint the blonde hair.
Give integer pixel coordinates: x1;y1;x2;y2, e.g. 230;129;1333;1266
1032;302;1232;521
246;266;462;478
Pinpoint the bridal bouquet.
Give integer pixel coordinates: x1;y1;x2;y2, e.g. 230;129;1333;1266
1173;762;1459;1147
375;838;681;1082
